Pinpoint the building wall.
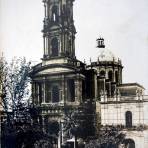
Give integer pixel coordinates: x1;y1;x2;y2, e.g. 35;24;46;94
0;85;2;112
143;99;148;125
100;96;148;148
121;130;148;148
100;101;145;126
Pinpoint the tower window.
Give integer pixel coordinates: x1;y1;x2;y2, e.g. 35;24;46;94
67;79;75;102
115;71;119;83
38;83;42;104
108;71;113;81
52;5;58;22
100;70;105;77
68;39;72;54
52;85;60;103
45;83;51;103
125;111;132;128
34;83;38;104
51;38;58;57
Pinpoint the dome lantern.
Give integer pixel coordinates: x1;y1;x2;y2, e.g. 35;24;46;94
97;37;105;48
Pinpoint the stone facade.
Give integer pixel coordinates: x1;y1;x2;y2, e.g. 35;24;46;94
30;0;97;146
30;0;148;147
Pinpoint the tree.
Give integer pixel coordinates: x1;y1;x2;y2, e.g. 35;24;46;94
0;57;32;148
1;57;59;148
85;126;126;148
63;101;97;148
63;107;81;148
63;109;77;138
0;57;31;115
63;103;125;148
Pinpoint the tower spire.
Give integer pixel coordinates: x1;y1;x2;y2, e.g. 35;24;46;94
42;0;76;60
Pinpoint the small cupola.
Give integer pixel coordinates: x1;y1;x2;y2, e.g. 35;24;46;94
97;37;105;48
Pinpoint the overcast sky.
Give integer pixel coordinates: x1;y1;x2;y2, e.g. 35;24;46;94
0;0;148;93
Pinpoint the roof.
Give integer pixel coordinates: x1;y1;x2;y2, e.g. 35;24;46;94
118;83;145;90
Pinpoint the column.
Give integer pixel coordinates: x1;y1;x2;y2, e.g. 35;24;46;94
74;76;80;103
62;34;64;53
58;121;61;148
120;69;122;84
65;79;67;103
37;83;39;105
58;120;65;148
41;82;44;104
61;76;65;103
100;90;104;102
46;37;48;55
43;36;46;56
48;37;50;56
44;2;47;17
65;34;67;53
72;36;75;57
43;80;46;103
113;70;116;82
34;82;38;105
79;80;82;103
32;82;35;104
59;38;61;56
42;116;45;133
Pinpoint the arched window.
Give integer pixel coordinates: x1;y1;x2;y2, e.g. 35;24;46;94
67;79;75;102
45;83;51;103
52;85;59;103
123;139;135;148
100;70;105;77
38;83;42;104
115;71;118;83
125;111;132;128
51;38;58;57
52;5;58;22
68;39;71;54
108;71;113;81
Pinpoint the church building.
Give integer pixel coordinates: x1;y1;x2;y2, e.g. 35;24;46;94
30;0;148;147
90;39;148;148
30;0;97;146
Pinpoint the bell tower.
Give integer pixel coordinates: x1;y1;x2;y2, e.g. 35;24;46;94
42;0;76;59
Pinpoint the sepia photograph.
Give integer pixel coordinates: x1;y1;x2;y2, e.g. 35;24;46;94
0;0;148;147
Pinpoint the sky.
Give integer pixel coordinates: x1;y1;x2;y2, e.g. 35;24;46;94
0;0;148;93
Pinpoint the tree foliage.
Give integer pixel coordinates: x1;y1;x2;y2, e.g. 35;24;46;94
1;57;33;148
1;57;58;148
0;57;31;113
63;104;125;148
63;101;96;140
0;57;126;148
85;126;126;148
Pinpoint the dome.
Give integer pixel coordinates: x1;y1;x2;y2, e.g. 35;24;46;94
98;48;117;62
96;37;119;62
